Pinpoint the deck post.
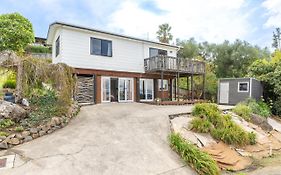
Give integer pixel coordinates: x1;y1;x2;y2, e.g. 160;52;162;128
161;70;164;101
174;77;177;101
176;57;180;103
203;73;206;100
191;63;194;101
177;72;179;102
186;76;189;100
169;78;173;100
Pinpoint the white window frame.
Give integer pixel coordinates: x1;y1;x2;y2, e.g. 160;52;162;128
118;78;134;102
158;79;168;91
140;79;154;102
238;82;249;93
101;76;111;103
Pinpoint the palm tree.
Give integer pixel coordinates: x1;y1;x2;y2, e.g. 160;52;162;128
156;23;173;44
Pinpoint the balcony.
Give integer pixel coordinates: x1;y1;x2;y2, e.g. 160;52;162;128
144;55;205;75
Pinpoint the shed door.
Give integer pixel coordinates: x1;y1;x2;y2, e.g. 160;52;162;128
219;82;229;104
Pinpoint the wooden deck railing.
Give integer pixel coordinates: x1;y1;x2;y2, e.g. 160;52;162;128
144;55;205;74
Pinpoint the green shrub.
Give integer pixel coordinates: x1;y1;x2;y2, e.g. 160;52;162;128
2;80;16;89
25;45;51;53
192;103;257;146
0;131;9;137
0;119;15;128
192;103;220;117
190;117;212;133
248;132;257;145
169;133;220;175
273;97;281;117
14;126;24;132
233;103;252;121
246;99;271;118
24;89;62;126
211;122;256;146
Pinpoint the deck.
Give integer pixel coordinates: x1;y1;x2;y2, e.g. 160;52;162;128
144;55;205;75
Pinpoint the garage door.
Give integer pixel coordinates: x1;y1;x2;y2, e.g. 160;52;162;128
219;82;229;104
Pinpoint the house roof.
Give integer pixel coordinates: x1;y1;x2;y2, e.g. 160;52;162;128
46;21;179;48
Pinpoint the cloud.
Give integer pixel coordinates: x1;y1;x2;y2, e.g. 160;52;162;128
107;0;252;44
262;0;281;28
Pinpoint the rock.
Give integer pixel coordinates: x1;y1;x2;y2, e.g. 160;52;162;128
41;125;50;132
24;136;33;142
21;98;29;107
53;125;61;130
7;138;20;145
0;142;8;149
61;123;65;127
7;134;15;139
251;114;273;131
39;130;45;137
0;136;7;140
22;131;30;137
47;129;54;134
31;133;39;139
15;133;23;140
29;128;38;134
51;117;61;126
0;100;27;121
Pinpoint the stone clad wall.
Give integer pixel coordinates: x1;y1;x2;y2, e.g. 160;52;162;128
75;76;95;104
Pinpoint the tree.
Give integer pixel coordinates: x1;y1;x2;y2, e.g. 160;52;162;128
273;28;281;50
156;23;173;43
248;50;281;116
177;38;199;58
0;13;35;54
213;40;269;78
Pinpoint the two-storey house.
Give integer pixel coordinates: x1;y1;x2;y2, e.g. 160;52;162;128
46;22;205;104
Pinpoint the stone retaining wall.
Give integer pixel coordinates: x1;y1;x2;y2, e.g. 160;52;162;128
0;103;80;149
75;76;95;104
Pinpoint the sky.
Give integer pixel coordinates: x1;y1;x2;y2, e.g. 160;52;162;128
0;0;281;49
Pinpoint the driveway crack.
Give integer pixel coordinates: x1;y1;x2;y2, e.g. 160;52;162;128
156;165;187;175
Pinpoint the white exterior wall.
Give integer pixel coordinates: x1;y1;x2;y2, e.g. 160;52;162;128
54;26;178;73
52;29;63;63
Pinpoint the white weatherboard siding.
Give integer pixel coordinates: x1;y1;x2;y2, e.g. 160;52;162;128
52;28;63;63
58;27;178;73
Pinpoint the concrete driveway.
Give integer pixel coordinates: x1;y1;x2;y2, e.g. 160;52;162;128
0;103;234;175
0;103;198;175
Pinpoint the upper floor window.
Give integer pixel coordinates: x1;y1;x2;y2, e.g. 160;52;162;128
55;36;60;57
149;48;167;57
90;37;112;57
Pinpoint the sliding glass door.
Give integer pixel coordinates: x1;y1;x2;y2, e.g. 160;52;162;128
118;78;134;102
102;77;111;102
140;79;154;101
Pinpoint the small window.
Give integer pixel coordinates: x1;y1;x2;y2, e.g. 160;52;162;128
55;36;60;57
158;79;168;91
238;82;249;92
90;38;112;57
149;48;167;57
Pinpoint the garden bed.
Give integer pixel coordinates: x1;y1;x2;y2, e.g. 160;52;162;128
0;51;78;150
169;103;281;173
0;101;79;149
